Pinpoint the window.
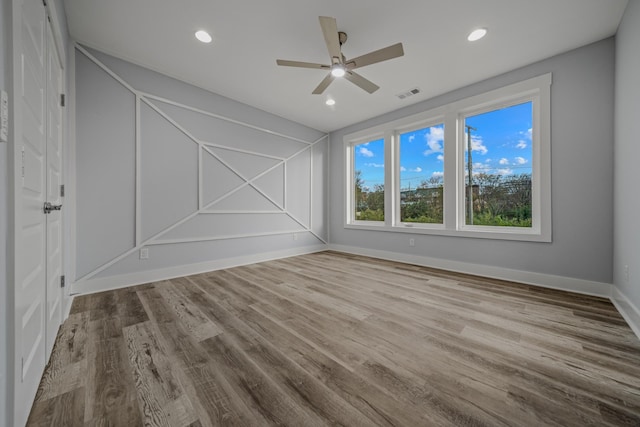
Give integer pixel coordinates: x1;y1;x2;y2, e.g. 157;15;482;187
463;102;533;227
352;138;385;222
399;124;444;224
344;74;551;241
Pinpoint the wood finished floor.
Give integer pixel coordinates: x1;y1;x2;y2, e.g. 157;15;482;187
27;251;640;426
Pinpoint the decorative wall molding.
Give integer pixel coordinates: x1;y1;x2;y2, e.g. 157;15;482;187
72;244;327;296
72;44;328;286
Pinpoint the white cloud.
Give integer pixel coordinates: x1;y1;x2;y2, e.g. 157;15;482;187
473;162;487;171
408;135;415;143
497;168;513;175
499;158;509;165
432;171;444;178
517;128;532;149
401;166;422;173
365;162;384;168
485;158;492;163
514;156;527;165
359;147;374;157
465;132;488;155
423;126;445;156
437;154;444;162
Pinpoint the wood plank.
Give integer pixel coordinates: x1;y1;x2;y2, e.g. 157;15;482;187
136;285;271;426
158;278;222;341
34;312;89;402
26;387;85;427
174;277;378;426
123;321;198;426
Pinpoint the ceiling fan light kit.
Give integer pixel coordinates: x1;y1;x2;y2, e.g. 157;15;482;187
331;64;346;77
276;16;404;95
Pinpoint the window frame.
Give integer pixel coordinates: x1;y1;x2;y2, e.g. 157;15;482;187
395;118;447;229
346;132;387;227
344;73;552;242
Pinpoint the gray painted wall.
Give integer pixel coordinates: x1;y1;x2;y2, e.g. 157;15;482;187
1;0;11;424
614;1;640;307
73;47;327;286
329;38;615;286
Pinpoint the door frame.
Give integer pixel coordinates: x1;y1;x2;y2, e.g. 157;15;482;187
9;0;67;424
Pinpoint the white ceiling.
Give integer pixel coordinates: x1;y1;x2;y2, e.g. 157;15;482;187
63;0;628;133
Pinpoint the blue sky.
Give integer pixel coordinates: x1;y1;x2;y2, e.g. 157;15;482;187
355;102;533;191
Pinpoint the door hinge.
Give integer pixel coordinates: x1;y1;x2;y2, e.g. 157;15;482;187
21;147;25;178
60;184;65;197
60;94;65;107
60;275;65;288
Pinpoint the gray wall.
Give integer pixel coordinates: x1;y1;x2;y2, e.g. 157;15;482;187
74;47;327;286
1;0;11;424
614;1;640;307
329;38;615;286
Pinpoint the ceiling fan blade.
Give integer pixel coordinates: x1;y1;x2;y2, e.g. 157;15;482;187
312;73;335;95
344;71;380;94
319;16;342;62
346;43;404;70
276;59;330;70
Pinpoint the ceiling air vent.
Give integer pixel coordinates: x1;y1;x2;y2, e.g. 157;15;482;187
396;87;421;100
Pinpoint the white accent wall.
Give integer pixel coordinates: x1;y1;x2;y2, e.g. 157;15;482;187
614;0;640;335
71;46;328;293
329;38;616;294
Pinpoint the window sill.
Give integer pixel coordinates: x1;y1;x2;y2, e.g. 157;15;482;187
344;222;551;242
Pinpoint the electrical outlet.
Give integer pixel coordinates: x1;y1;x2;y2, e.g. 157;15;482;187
624;265;629;282
139;248;149;260
409;238;415;247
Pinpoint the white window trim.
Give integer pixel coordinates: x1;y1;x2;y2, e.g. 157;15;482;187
344;73;552;242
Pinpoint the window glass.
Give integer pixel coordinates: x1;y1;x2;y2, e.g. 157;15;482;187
354;138;385;221
464;102;533;227
399;124;444;224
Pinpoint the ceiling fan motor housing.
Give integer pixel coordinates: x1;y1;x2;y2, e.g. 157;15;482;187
275;16;404;94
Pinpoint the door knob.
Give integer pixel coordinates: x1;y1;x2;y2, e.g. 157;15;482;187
43;201;62;214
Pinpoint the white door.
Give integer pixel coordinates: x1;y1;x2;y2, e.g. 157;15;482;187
14;0;64;423
45;20;64;357
15;0;47;423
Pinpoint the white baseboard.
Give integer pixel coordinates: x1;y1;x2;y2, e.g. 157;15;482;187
72;244;327;295
329;244;612;298
611;287;640;339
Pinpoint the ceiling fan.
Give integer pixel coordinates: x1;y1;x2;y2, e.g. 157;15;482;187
276;16;404;95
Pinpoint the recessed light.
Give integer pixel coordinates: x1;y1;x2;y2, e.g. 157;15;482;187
331;64;346;78
195;30;212;43
325;99;336;106
467;28;487;42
